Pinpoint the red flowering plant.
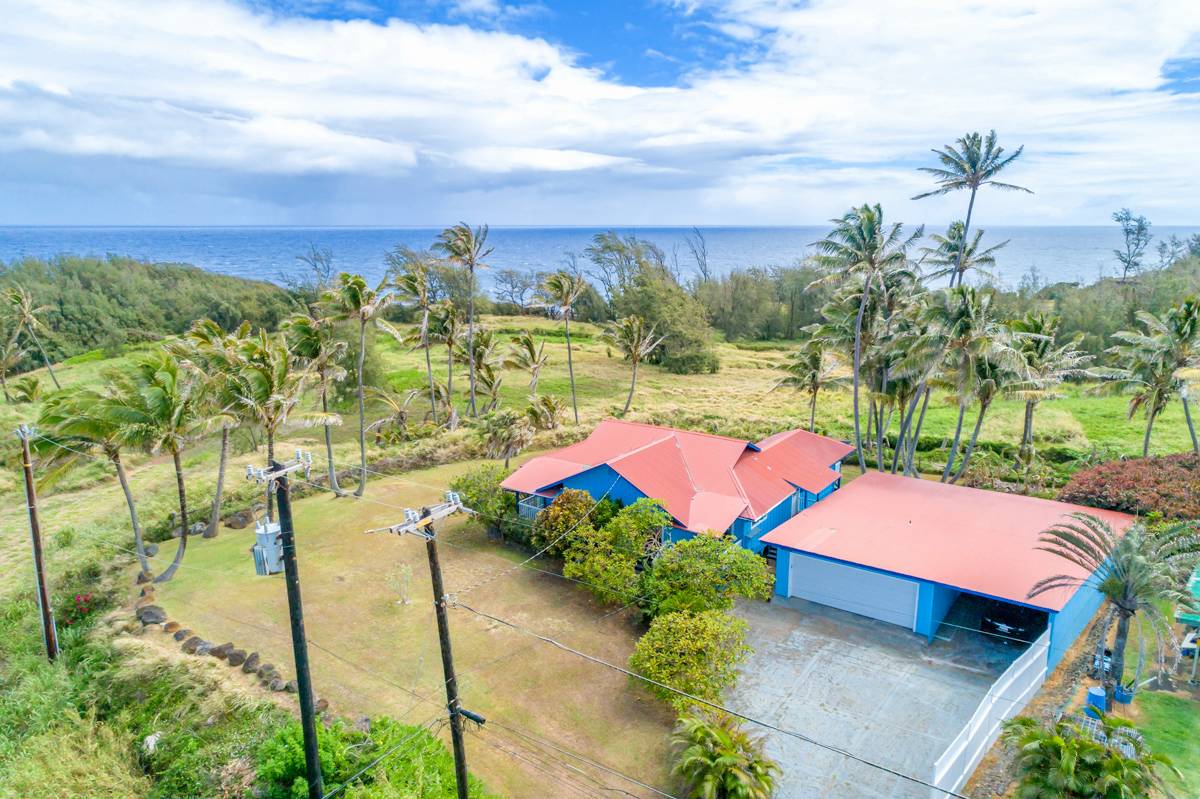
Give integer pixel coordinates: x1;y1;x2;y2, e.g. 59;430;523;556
60;592;96;627
1058;454;1200;520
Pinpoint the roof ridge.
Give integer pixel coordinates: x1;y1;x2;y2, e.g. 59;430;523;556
601;417;752;447
606;433;675;465
671;432;701;494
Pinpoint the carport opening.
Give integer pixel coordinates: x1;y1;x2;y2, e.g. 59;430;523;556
935;592;1049;657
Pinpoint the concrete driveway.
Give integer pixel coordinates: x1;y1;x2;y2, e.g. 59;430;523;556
727;597;1020;799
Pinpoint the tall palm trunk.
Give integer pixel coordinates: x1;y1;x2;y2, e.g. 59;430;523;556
622;361;639;416
266;432;276;520
446;342;458;430
1109;609;1133;698
205;427;228;538
26;325;60;389
1142;408;1158;458
321;381;343;495
564;314;579;424
422;310;438;425
950;401;990;484
1182;396;1199;455
951;188;978;288
155;449;189;583
355;319;367;496
110;450;149;575
905;387;931;476
850;272;874;471
1019;399;1036;463
466;266;478;418
892;391;922;473
941;404;967;482
808;390;818;433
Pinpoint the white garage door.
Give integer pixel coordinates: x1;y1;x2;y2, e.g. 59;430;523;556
788;553;919;629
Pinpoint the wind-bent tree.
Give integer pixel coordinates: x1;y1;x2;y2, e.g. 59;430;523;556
812;204;922;471
1130;297;1200;454
672;713;778;799
434;223;492;418
1108;311;1186;458
1009;313;1094;471
602;315;664;416
325;273;398;496
505;330;549;396
537;271;588;424
912;130;1031;287
283;308;348;493
4;285;60;389
39;387;153;575
1030;513;1199;702
919;221;1008;286
480;408;535;468
948;352;1023;484
774;341;847;432
109;352;208;583
1113;208;1153;283
390;247;440;424
0;322;25;403
428;300;462;428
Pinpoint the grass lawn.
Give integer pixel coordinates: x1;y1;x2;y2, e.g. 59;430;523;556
1128;690;1200;794
149;458;676;799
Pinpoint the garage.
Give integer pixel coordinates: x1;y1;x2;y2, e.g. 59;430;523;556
788;553;918;629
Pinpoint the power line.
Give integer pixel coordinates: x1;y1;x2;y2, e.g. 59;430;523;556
321;715;446;799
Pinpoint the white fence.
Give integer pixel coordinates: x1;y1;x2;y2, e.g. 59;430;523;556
930;630;1050;798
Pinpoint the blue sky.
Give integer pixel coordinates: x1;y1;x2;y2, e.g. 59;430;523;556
1;0;1199;226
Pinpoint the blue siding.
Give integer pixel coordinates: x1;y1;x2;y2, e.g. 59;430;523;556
774;550;790;596
561;465;646;508
1049;578;1106;669
914;583;960;642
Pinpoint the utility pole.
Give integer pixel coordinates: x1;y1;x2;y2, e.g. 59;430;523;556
248;451;322;799
366;494;478;799
16;425;57;662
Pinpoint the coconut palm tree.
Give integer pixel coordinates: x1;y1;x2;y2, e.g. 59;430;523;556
434;223;492;418
602;315;664;416
4;285;60;389
1138;297;1200;453
812;204;922;471
919;222;1008;286
505;330;549;396
537;271;588;424
912;130;1032;288
0;325;25;403
428;300;462;429
325;272;399;496
1030;513;1200;703
38;387;153;575
948;351;1025;484
108;351;208;583
283;308;348;493
389;247;440;424
672;713;778;799
1001;713;1178;798
1008;313;1095;471
774;341;847;432
365;385;417;445
480;408;535;469
1107;323;1178;458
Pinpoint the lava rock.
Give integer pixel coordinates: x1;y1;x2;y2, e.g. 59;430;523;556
210;642;234;659
181;636;203;654
136;605;167;625
226;649;247;667
284;680;298;693
242;652;260;674
257;662;276;678
194;641;214;656
173;628;192;641
163;621;181;633
315;698;329;714
268;678;287;692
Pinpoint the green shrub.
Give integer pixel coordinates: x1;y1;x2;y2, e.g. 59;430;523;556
530;488;597;558
639;535;773;619
1058;454;1200;520
448;463;514;534
628;610;750;711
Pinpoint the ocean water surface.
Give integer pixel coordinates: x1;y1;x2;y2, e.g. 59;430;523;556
2;225;1198;290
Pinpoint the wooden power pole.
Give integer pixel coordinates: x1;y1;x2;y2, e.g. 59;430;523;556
16;425;58;662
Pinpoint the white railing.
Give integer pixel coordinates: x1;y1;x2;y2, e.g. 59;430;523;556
517;494;545;520
930;629;1050;798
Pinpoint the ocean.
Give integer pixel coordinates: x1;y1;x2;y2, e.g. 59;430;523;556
2;225;1198;290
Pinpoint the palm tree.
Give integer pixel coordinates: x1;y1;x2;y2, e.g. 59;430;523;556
325;273;399;496
4;285;60;389
774;341;848;432
434;223;492;418
459;327;504;412
1107;320;1179;458
389;247;440;425
108;351;208;583
1001;714;1178;798
283;309;348;493
1030;513;1200;702
602;315;664;416
0;324;25;402
1140;297;1200;453
1008;313;1094;470
672;713;778;799
505;330;549;396
38;387;153;575
912;130;1032;288
812;204;922;471
365;385;416;445
428;300;462;429
537;271;588;424
919;222;1008;286
480;409;535;468
948;352;1024;484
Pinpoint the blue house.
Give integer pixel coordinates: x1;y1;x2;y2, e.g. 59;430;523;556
500;419;854;551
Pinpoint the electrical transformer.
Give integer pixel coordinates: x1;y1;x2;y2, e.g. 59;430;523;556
251;519;284;576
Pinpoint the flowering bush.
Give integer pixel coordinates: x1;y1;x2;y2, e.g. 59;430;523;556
60;592;96;628
1058;454;1200;520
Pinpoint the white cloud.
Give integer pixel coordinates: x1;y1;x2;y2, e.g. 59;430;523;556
0;0;1198;223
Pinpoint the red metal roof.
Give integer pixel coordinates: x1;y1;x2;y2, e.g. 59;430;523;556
500;419;851;534
761;472;1135;612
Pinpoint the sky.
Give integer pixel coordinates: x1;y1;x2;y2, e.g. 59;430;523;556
1;0;1198;226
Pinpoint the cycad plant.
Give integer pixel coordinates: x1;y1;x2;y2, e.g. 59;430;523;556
4;285;60;389
672;712;778;799
602;315;664;416
537;271;588;424
912;130;1031;288
434;223;492;418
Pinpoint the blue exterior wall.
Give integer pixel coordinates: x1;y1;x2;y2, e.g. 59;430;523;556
914;582;960;642
560;465;646;508
1048;577;1105;669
